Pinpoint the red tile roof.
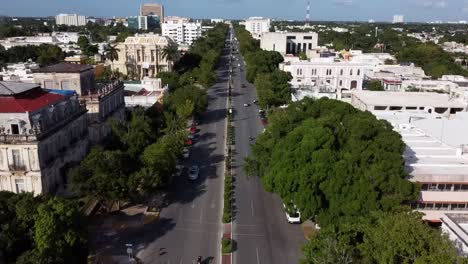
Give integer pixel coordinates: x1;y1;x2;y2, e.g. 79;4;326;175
0;88;65;113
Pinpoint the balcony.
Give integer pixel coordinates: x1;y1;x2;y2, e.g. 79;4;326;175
0;134;39;144
81;80;124;101
8;164;27;172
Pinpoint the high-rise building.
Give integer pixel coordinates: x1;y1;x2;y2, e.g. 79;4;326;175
55;13;87;26
162;22;202;46
141;3;164;23
128;15;160;31
244;17;271;39
393;14;405;24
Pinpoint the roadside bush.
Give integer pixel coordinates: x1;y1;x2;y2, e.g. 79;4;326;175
221;238;233;254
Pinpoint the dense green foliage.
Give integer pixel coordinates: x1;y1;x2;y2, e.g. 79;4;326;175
71;25;227;205
364;80;384;91
249;98;418;223
302;209;463;264
0;44;65;67
0;192;87;263
235;25;291;108
254;69;292;108
246;97;464;263
167;23;228;89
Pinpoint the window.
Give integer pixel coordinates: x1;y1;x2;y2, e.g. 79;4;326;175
12;149;23;167
15;179;26;193
339;80;343;86
303;36;312;40
44;80;53;89
350;69;353;75
273;44;275;51
357;69;361;75
340;69;343;75
308;43;312;49
11;124;19;135
61;81;71;90
286;36;296;40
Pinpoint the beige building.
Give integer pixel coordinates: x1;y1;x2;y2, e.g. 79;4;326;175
33;63;125;144
141;3;164;23
111;33;174;80
0;82;88;194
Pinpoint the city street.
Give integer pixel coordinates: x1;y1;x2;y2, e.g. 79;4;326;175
90;36;231;264
230;34;307;264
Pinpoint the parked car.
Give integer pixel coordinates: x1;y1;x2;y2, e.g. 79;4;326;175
188;165;199;180
241;84;246;88
283;203;301;224
183;148;189;159
243;103;250;107
190;126;197;134
186;138;193;146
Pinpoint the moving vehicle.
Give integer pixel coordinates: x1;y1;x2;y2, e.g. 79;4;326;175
188;165;199;180
253;99;258;104
283;203;301;224
243;103;250;107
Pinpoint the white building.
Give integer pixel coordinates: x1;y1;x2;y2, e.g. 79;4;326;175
162;22;202;46
0;62;39;83
393;14;405;24
281;58;366;91
260;32;318;56
350;90;466;116
244;17;271;39
211;18;224;24
164;16;190;24
0;82;88;194
55;14;87;27
111;33;174;79
368;111;468;224
124;77;168;108
441;214;468;256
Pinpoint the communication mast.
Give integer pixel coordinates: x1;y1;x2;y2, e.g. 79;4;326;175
306;0;311;26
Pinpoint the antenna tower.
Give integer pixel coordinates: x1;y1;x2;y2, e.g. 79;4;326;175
306;0;311;26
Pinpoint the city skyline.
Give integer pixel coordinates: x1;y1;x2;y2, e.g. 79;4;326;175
1;0;468;22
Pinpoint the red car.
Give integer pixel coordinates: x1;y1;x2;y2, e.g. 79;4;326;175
190;126;197;134
186;138;193;146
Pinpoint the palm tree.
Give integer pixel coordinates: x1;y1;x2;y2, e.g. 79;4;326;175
104;44;120;76
161;41;180;72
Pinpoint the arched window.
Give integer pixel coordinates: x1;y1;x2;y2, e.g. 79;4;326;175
357;69;361;75
350;69;353;75
340;69;344;75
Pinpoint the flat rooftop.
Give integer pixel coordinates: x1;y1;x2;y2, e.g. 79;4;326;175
352;90;466;108
376;112;468;183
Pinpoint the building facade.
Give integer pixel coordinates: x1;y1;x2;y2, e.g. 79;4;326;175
55;14;87;26
162;22;202;45
128;15;160;31
141;3;164;23
393;14;405;23
244;17;271;39
281;59;366;91
0;82;88;194
33;63;125;144
111;34;173;79
260;32;318;56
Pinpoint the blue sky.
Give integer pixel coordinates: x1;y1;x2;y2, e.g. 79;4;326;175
1;0;467;22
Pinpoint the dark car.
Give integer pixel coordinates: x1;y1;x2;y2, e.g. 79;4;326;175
241;84;246;88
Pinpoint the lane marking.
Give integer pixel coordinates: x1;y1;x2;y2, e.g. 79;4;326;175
200;208;203;222
211;200;216;209
256;248;260;264
251;201;255;217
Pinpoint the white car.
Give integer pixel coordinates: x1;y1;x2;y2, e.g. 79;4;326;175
188;165;199;180
183;148;189;159
283;203;301;224
243;103;250;107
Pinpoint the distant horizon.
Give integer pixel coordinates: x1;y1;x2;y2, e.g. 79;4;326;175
2;14;467;25
1;0;467;23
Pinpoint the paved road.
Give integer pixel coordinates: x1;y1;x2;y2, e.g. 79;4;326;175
94;35;231;264
229;32;307;264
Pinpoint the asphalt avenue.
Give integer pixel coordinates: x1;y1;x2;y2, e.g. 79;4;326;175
229;32;307;264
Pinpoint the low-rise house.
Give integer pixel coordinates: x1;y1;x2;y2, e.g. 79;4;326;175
260;32;319;56
124;77;168;108
0;82;88;194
